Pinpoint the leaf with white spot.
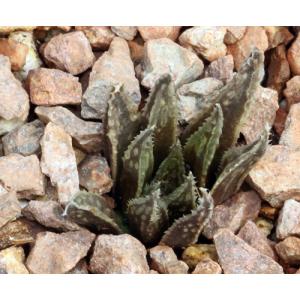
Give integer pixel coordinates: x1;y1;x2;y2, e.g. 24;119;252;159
160;188;213;248
184;104;223;187
120;127;154;204
64;191;125;234
127;189;169;245
211;127;269;205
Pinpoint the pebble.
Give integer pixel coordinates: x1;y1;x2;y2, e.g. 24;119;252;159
275;237;300;265
214;229;283;274
255;217;274;237
224;27;247;45
179;26;227;62
128;36;144;63
283;76;300;110
26;230;95;274
89;234;149;274
111;26;137;40
192;258;222;274
287;33;300;75
264;26;293;49
40;122;79;206
0;191;21;229
0;246;29;274
138;26;181;41
27;68;82;106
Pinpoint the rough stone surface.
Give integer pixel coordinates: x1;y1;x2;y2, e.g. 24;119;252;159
111;26;137;41
140;38;204;89
192;258;222;274
22;200;80;231
128;37;144;63
287;33;300;75
9;31;43;81
0;153;45;198
241;86;279;143
75;26;115;50
275;237;300;265
0;26;36;34
276;199;300;240
2;120;44;156
138;26;181;41
26;230;95;274
27;68;82;106
0;246;29;274
42;31;95;75
264;26;293;49
179;26;227;62
214;229;283;274
67;259;89;274
224;26;247;45
279;103;300;150
238;220;276;259
149;245;188;274
0;38;28;71
267;45;291;97
0;55;29;135
203;191;261;239
247;145;300;207
0;191;21;229
205;55;234;84
40;122;79;206
82;37;141;120
78;154;113;194
283;76;300;109
227;27;269;70
90;234;149;274
35;106;103;153
255;217;274;237
274;107;288;136
181;244;218;269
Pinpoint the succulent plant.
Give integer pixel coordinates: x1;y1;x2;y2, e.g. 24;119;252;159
65;48;269;248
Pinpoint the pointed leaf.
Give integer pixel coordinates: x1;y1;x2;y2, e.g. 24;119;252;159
211;127;269;205
184;104;223;187
105;85;141;184
127;189;169;244
64;191;124;234
120;127;154;203
143;74;178;165
160;188;213;248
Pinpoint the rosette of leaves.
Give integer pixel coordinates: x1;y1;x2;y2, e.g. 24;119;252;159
65;48;269;248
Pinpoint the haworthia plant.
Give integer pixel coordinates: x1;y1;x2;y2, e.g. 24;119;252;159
65;48;269;248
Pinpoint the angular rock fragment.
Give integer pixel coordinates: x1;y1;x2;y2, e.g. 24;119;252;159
240;86;278;143
9;31;43;80
0;38;28;71
0;246;28;274
111;26;137;40
283;76;300;109
214;229;283;274
205;55;234;84
181;244;218;269
0;26;36;34
264;26;293;49
0;55;29;135
267;45;290;97
275;237;300;265
138;26;181;41
40;122;79;206
41;31;95;75
27;68;82;106
179;26;227;62
227;27;268;70
255;217;274;237
203;191;261;239
67;259;88;274
224;26;246;44
274;107;288;136
276;199;300;240
2;120;44;156
140;38;204;89
260;203;279;220
238;220;276;259
149;245;188;274
128;37;144;63
247;145;300;207
82;37;141;119
78;154;113;194
26;230;95;274
0;153;45;198
287;33;300;75
35;106;103;153
0;191;21;229
75;26;115;50
279;103;300;150
90;234;149;274
192;258;222;274
22;200;80;231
